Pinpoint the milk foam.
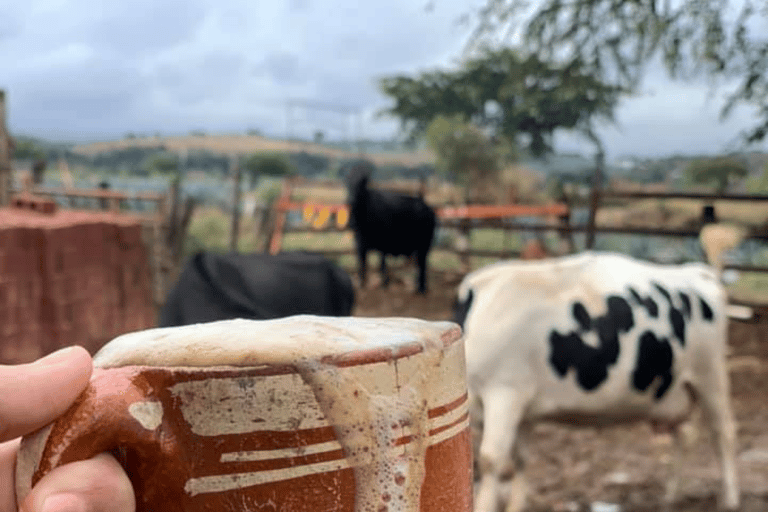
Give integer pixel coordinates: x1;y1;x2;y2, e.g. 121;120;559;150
93;315;458;369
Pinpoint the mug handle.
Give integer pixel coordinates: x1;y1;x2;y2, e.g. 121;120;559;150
15;367;171;506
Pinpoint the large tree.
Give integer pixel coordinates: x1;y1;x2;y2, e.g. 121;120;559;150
242;153;294;186
379;48;624;156
462;0;768;143
685;156;749;192
425;115;510;201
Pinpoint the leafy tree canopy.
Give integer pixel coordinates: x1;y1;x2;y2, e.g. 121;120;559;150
13;139;46;160
463;0;768;143
425;115;509;184
144;153;179;176
746;160;768;193
685;156;748;192
242;153;294;185
379;48;624;156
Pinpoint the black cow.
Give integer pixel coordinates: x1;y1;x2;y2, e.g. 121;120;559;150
346;165;436;294
159;251;354;327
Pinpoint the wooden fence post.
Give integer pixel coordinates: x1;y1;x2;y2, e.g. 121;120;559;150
229;154;242;252
459;218;471;273
585;147;605;250
153;195;168;308
558;189;575;254
167;176;180;249
0;90;12;206
269;179;293;255
173;197;196;264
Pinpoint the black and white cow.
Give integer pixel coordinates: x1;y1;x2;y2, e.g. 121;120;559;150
454;251;739;512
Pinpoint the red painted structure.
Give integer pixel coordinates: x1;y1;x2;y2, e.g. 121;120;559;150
0;199;155;363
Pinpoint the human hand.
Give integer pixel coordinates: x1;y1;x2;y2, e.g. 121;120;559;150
0;346;135;512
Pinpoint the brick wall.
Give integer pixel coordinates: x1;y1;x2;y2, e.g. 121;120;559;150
0;207;156;363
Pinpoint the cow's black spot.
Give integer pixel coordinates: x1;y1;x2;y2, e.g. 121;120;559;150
549;331;582;377
653;283;671;302
670;308;686;346
653;283;687;347
699;296;714;321
632;331;674;400
549;332;608;390
607;296;634;331
678;292;691;319
549;296;633;391
594;296;634;365
628;286;658;317
573;302;591;330
453;289;474;329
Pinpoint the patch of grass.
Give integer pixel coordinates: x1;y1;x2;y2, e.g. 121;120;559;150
727;248;768;303
184;206;268;258
600;199;768;228
281;231;354;251
185;207;230;254
471;228;523;252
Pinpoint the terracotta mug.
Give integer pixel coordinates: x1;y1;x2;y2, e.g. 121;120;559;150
16;315;472;512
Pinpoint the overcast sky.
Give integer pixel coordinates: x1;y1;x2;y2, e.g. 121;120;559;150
2;0;766;160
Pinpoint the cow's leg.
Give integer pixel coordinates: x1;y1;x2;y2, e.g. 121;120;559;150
692;367;740;510
380;252;389;287
415;248;428;294
475;386;530;512
504;442;529;512
661;424;685;509
356;244;368;289
469;390;483;479
660;419;700;510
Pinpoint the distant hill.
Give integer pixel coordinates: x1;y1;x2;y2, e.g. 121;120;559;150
70;134;435;168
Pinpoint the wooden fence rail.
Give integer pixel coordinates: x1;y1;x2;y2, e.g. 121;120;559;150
602;190;768;201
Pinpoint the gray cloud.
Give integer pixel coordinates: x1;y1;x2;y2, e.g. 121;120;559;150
83;1;207;58
0;6;25;40
253;53;303;85
289;0;311;12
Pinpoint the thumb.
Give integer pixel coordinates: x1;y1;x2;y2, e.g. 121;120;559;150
0;346;93;442
20;453;135;512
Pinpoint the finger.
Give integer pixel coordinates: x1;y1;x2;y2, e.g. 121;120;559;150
0;347;93;442
0;437;20;512
20;453;135;512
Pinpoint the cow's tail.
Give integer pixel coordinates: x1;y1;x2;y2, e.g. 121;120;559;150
452;278;475;329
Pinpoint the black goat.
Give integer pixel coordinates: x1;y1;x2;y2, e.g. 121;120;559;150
346;166;436;294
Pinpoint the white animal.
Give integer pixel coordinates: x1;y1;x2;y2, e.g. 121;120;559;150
454;251;739;512
700;222;748;276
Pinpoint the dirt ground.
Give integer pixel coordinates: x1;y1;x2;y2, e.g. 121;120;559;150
352;268;768;512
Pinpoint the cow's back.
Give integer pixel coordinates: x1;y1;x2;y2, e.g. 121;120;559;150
459;251;727;424
159;251;354;327
355;189;436;255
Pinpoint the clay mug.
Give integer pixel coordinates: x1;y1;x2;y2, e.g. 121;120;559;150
16;315;473;512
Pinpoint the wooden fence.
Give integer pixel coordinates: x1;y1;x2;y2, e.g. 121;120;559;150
264;178;768;276
266;178;572;267
585;189;768;272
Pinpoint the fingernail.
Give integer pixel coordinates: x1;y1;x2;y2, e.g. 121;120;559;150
36;347;81;366
41;493;87;512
